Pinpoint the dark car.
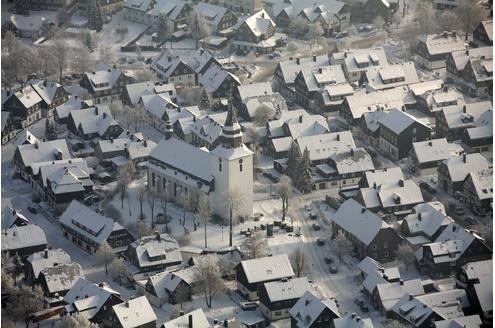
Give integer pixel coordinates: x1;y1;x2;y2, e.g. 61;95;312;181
240;302;257;311
27;206;38;214
360;304;370;312
324;257;334;264
465;216;476;225
329;266;338;273
419;182;437;194
449;203;466;215
310;213;318;220
326;195;342;209
316;238;325;246
354;298;364;307
313;223;321;231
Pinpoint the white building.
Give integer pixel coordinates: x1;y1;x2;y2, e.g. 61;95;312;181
147;104;253;221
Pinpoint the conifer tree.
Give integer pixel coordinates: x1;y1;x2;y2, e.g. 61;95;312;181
286;141;301;182
87;0;103;31
297;147;314;194
199;89;211;111
14;0;29;15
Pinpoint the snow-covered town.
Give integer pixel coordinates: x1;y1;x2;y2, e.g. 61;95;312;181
0;0;493;326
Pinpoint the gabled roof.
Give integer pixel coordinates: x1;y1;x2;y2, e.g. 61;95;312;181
408;80;444;97
237;82;273;101
199;64;240;93
40;262;84;294
379;109;431;135
267;0;346;18
243;9;275;37
183;48;218;74
420;32;466;56
335;47;388;73
479;20;492;42
296;131;355;162
332;313;374;328
124;81;176;107
16;138;71;169
149;0;188;20
461;259;492;281
364;167;403;187
27;248;72;281
9;14;46;31
83;67;124;92
1;224;47;253
412;138;462;164
9;84;43;109
239;254;295;284
441;153;490;183
162;308;209;328
333;199;392;246
434;315;482;328
54;96;93;120
403;203;453;239
64;277;120;304
377;180;423;208
194;2;228;27
330;148;374;175
278;55;330;85
124;0;153;12
112;296;156;328
1;206;29;230
129;233;182;269
440;101;492;129
263;277;310;302
141;93;178;119
364;62;419;91
449;46;492;71
376;279;425;311
467;169;493;200
289;291;340;327
31;80;62;106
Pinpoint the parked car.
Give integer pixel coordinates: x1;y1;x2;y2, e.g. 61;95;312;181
313;223;321;231
27;206;38;214
449;203;466;215
316;238;325;246
419;182;437;194
295;230;302;237
309;212;318;220
354;298;365;307
329;266;338;273
324;257;334;264
363;25;373;32
360;303;370;312
240;302;257;311
262;171;279;183
464;216;476;225
326;195;342;209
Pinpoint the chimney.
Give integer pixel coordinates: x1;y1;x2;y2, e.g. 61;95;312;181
383;274;388;280
418;213;422;221
296;58;300;65
103;112;107;119
98;282;104;287
179;311;185;316
43;80;47;87
143;139;148;147
428;141;432;146
168;56;172;62
200;49;204;55
373;182;377;189
155;230;160;241
107;68;111;72
351;313;356;318
313;55;317;62
399;280;404;285
466;49;469;55
463;153;466;163
299;115;302;123
12;231;16;237
356;317;360;322
188;314;193;328
398;179;404;187
125;301;129;307
463;105;466;113
95;106;99;115
110;137;114;143
344;52;347;58
318;67;323;74
409;295;413;300
350;148;354;156
336;134;340;141
44;249;48;259
34;141;39;149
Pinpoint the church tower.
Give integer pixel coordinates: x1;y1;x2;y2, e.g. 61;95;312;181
210;99;254;221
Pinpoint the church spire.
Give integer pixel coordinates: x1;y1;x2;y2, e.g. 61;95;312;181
221;90;243;148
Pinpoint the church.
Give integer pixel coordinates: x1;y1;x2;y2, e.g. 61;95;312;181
146;104;254;221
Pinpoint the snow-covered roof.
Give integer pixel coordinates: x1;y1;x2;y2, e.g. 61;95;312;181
40;262;84;294
325;83;354;98
377;180;423;209
149;137;214;183
379;109;431;135
31;80;62;106
112;296;157;328
163;308;209;328
334;47;388;74
194;2;228;27
125;81;176;107
210;143;253;161
64;277;120;304
1;206;29;230
440;101;492;129
83;68;124;92
300;65;346;92
412;138;462;164
263;277;310;303
47;165;92;195
141;93;178;119
278;55;330;85
402;203;453;240
10;84;43;109
420;32;466;56
333;199;392;246
357;257;401;294
267;0;346;19
16;138;71;169
149;0;188;20
329;148;374;175
434;315;483;328
1;224;47;253
332;313;374;328
408;80;444;97
296;131;355;162
183;48;217;74
124;0;153;12
364;62;419;91
240;254;295;284
27;248;72;281
9;14;46;31
54;96;92;120
242;9;275;37
129;233;182;269
376;279;425;311
461;259;492;281
479;20;493;42
237;82;273;101
59;200;118;246
199;64;240;93
467;169;493;200
289;291;340;327
244;93;287;119
441;153;491;183
364;167;403;188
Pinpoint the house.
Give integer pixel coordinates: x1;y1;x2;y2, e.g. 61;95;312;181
125;232;182;278
25;248;71;285
148;0;192;34
13;136;71;182
361;62;419;92
76;0;124;16
378;109;432;161
123;0;158;24
416;87;464;116
3;15;47;39
435;0;459;9
209;0;263;14
400;202;453;249
446;46;493;97
53;95;93;125
184;48;222;76
259;277;311;321
274;55;330;101
122;81;177;107
437;153;491;195
455;260;492;325
60;200;135;254
103;296;157;328
390;290;470;328
141;268;197;306
340;87;415;126
64;278;123;324
361;167;404;188
436;102;492;142
94;135;156;167
267;109;329;141
332;199;402;262
233;82;287;121
434;316;483;328
462;110;492;154
1;111;18;144
2;85;43;129
360;0;396;23
330;47;388;82
420;223;492;278
79;67;135;104
232;10;282;54
472;20;493;47
358;110;388;146
236;254;295;301
194;2;238;34
162;308;210;328
1;206;29;230
357;256;401;296
30;80;70;117
66;106;123;141
230;312;266;328
198;64;241;99
411;138;463;177
28;0;72;11
373;279;425;315
415;32;467;70
289;291;340;328
331;313;374;328
409;79;445;101
38;262;84;299
357;179;424;215
34;158;90;197
264;0;350;34
147;105;254;221
462;169;493;216
1;224;47;258
139;93;189;134
152;54;198;87
295;131;356;165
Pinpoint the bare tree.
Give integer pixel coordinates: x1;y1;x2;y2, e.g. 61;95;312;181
240;233;270;259
3;31;18;53
102;203;123;225
307;22;324;46
178;230;191;246
109;102;124;120
332;230;353;268
287;41;299;52
188;189;200;231
99;44;114;64
254;103;275;126
60;313;98;328
413;2;437;35
290;16;309;36
147;189;157;228
225;188;244;247
372;15;385;30
455;0;488;40
277;175;292;221
52;38;70;83
94;241;115;276
125;220;153;238
73;42;95;74
6;285;44;321
137;185;146;220
437;11;459;33
395;242;416;271
108;257;126;283
117;162;135;212
178;189;189;232
197;194;211;248
193;254;225;308
134;64;156;82
290;247;308;277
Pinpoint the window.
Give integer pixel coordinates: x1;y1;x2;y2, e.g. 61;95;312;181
239;159;243;172
384;251;389;257
152;173;155;187
219;158;222;171
163;178;166;189
384;242;388;249
372;244;377;250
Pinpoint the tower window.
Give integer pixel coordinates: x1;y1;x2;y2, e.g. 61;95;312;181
239;159;243;171
219;158;222;171
152;173;155;187
163;178;166;189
